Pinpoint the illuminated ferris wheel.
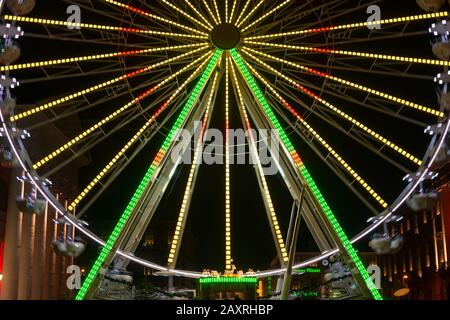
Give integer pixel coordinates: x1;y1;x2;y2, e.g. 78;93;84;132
1;0;449;300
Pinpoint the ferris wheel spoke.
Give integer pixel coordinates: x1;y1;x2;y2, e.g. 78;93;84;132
243;47;443;117
212;0;222;24
272;79;412;175
314;30;429;48
229;57;289;263
62;0;176;34
201;0;219;26
236;0;265;28
244;41;450;67
284;54;433;81
0;43;208;73
159;0;212;31
263;92;382;216
271;0;383;36
23;31;156;49
225;0;229;22
224;55;232;271
247;64;388;209
246;52;422;166
245;11;448;40
184;0;214;29
32;51;212;171
24;69;170;133
74;87;191;220
98;0;209;35
11;46;209;122
245;0;338;37
241;0;293;33
67;51;215;212
229;0;238;24
234;0;251;26
3;15;208;40
168;72;219;268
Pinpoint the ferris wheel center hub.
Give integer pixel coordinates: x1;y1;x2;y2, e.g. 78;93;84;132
211;23;241;50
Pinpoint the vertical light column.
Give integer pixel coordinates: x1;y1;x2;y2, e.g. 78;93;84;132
167;72;219;267
225;56;232;271
229;58;288;263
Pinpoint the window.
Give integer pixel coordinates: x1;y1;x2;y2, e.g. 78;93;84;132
144;233;155;248
144;267;153;276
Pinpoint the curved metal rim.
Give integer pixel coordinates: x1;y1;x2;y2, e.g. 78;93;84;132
1;1;449;279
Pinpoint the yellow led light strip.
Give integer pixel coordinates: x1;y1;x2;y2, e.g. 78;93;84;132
11;46;208;122
229;57;289;261
235;0;251;26
237;0;265;28
2;15;208;39
244;12;449;40
243;41;450;67
159;0;212;31
168;72;219;265
102;0;208;36
241;0;292;32
68;52;215;212
243;47;444;117
0;43;208;72
33;51;212;171
225;0;228;23
185;0;214;29
202;0;219;25
213;0;222;24
229;0;238;24
225;56;232;271
246;62;388;209
244;51;422;165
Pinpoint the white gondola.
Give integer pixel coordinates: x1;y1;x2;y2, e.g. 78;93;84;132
51;238;86;258
0;42;21;65
432;41;450;60
15;196;46;214
106;269;134;284
406;192;439;212
417;0;446;12
369;234;404;255
6;0;36;16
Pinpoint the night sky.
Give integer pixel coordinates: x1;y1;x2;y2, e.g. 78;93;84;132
10;1;444;273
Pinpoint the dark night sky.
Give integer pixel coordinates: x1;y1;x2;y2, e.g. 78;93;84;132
10;1;444;273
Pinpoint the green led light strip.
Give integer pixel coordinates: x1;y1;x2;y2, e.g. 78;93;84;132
75;49;222;300
199;277;258;284
230;48;382;301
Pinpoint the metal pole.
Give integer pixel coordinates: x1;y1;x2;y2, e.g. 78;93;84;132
285;201;297;253
281;187;305;300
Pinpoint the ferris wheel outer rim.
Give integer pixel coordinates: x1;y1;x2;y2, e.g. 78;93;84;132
0;1;448;278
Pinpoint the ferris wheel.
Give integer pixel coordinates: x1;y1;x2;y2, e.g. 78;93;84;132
1;0;449;300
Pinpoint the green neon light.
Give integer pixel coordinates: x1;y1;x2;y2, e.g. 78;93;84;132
199;277;258;285
230;48;382;301
75;49;222;300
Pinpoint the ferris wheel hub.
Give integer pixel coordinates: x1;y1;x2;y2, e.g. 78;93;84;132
210;23;241;50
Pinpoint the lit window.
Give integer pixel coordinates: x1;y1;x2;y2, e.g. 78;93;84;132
144;233;155;248
144;267;153;276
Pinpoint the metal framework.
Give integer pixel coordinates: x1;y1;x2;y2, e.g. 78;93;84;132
1;0;449;301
